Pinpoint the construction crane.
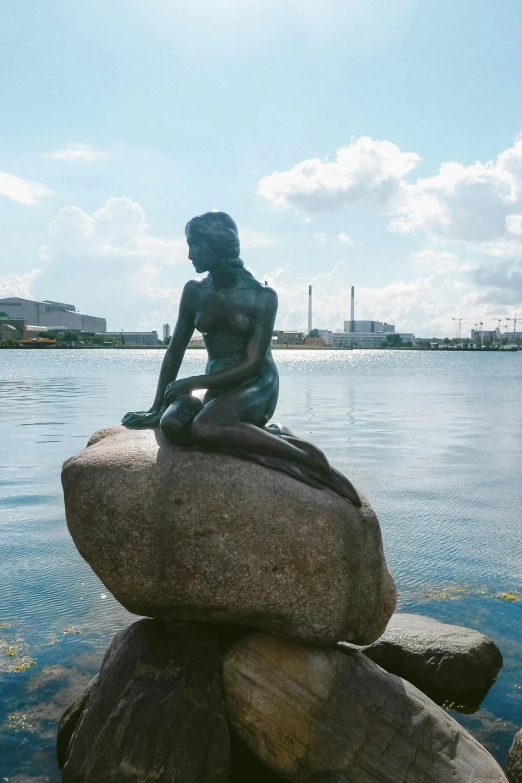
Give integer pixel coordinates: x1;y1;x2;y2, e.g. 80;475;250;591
506;314;517;334
461;320;483;347
494;319;503;346
451;317;463;340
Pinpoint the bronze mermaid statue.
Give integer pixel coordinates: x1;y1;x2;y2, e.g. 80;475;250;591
122;211;360;506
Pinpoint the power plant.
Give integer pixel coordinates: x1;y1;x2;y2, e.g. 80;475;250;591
277;285;415;347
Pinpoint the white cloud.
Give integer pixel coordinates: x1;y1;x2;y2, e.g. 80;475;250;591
506;213;522;235
256;259;516;337
338;232;355;245
239;226;275;249
44;143;111;163
259;134;522;256
389;141;522;247
411;248;473;275
0;171;52;205
41;197;186;263
314;233;329;242
259;136;420;214
469;260;522;305
0;269;42;299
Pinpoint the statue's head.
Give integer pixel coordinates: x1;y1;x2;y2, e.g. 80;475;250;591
185;211;241;274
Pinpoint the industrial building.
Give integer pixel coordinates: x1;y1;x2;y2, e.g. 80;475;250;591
273;330;305;346
0;317;48;340
0;297;106;333
306;285;415;347
343;320;395;334
471;329;497;342
344;286;396;334
331;331;415;348
102;331;159;346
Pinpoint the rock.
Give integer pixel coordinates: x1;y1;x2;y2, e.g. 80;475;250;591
62;425;396;645
57;675;97;769
356;613;503;709
507;729;522;783
307;774;353;783
230;732;286;782
61;619;230;782
223;631;508;783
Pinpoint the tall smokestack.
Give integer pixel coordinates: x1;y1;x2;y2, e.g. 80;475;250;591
350;286;355;333
308;285;313;334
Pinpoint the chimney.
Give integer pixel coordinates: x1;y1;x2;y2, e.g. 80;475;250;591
350;286;355;332
308;285;313;334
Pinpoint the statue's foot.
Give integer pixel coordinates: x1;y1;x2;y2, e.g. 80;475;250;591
327;468;361;507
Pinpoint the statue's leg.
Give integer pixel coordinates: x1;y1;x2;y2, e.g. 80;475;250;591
190;390;329;473
160;395;203;445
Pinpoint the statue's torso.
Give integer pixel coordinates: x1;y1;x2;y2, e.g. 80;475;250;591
194;273;269;363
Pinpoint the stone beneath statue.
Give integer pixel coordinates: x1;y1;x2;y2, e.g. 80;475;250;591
223;631;508;783
62;425;396;646
507;729;522;783
59;620;230;782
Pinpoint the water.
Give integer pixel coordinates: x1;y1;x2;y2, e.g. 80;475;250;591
1;348;521;778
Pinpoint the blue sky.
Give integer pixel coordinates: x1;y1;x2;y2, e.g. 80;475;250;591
2;0;522;336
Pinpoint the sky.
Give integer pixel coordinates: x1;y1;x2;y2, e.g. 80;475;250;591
2;0;522;337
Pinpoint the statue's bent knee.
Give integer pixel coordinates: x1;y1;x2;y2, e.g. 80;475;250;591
160;395;203;445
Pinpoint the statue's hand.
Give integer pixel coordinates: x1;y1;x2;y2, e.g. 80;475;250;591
121;409;162;429
164;377;195;405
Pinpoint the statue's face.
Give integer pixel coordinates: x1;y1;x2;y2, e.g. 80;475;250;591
187;231;215;274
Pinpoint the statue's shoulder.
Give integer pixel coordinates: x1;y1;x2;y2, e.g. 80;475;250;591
183;277;208;300
242;273;277;300
256;282;277;305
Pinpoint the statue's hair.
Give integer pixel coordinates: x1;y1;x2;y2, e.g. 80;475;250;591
185;211;243;268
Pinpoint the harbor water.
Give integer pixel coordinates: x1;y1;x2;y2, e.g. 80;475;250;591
0;348;521;778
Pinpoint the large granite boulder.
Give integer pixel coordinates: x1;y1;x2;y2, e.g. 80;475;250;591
223;631;508;783
56;675;98;769
354;613;503;709
62;425;396;645
60;620;230;782
507;729;522;783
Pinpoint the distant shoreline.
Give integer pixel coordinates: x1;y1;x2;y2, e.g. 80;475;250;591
0;344;518;353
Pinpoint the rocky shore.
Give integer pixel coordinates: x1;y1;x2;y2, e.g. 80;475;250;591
58;425;511;781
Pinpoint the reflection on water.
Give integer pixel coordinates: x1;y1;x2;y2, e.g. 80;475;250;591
1;349;521;777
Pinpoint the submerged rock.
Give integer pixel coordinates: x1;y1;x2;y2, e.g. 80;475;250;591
507;729;522;783
61;619;229;782
355;613;503;709
223;631;508;783
62;425;396;645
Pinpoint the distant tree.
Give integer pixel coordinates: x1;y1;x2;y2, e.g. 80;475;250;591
0;338;21;348
63;330;80;342
163;336;172;346
309;329;319;338
0;312;9;319
385;334;403;347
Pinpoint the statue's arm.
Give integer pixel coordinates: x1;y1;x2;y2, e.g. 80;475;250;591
150;282;198;410
184;287;277;393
